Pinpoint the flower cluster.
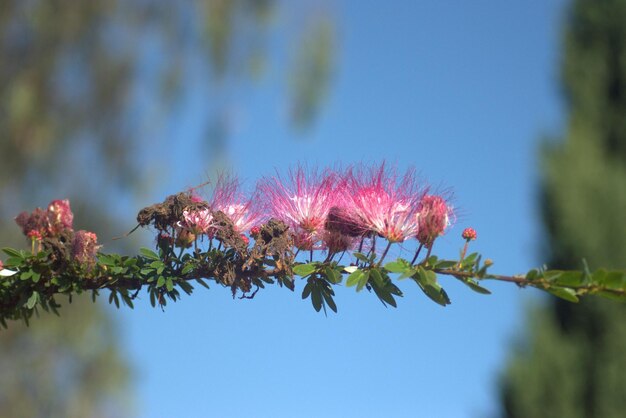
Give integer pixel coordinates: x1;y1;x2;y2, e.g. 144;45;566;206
15;199;100;266
171;163;454;260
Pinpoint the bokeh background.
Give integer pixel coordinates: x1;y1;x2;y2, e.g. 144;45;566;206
1;1;625;417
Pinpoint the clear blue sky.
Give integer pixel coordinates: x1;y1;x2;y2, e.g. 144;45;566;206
115;1;567;417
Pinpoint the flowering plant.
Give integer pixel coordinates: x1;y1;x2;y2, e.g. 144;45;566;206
1;163;625;326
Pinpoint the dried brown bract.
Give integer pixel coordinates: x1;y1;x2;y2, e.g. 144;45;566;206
137;192;208;231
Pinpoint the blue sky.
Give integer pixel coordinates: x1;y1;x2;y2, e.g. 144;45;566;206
115;1;567;417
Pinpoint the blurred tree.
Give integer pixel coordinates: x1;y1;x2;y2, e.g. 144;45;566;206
0;296;131;418
500;1;626;417
0;0;335;416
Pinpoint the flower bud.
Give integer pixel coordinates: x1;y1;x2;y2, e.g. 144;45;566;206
462;227;477;241
240;234;250;246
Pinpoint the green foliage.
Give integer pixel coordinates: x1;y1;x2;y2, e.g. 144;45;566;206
2;234;626;326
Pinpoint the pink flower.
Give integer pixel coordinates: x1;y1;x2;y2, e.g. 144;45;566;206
257;166;338;249
15;199;75;239
210;175;265;234
47;199;73;232
416;194;453;247
15;208;49;238
344;163;425;243
180;208;214;235
72;230;100;266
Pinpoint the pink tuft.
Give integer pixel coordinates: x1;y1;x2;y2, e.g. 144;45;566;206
72;230;100;266
416;195;453;247
343;163;425;243
257;166;339;249
210;175;265;234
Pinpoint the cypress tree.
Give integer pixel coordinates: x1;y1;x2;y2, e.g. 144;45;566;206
500;1;626;417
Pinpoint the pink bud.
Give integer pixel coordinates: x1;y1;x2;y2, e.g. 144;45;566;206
240;234;250;246
27;230;42;240
462;227;477;241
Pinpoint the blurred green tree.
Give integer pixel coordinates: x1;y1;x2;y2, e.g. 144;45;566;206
500;1;626;417
0;1;334;416
0;296;131;418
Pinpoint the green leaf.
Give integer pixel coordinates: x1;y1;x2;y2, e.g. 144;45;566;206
181;263;195;275
31;271;41;283
370;268;384;287
4;256;24;268
353;252;371;263
321;289;338;313
415;266;451;306
140;247;160;260
149;260;164;269
156;276;166;288
124;258;138;268
595;270;626;290
311;285;322;312
435;260;458;269
26;291;39;309
2;248;23;259
346;269;364;287
177;280;193;295
547;287;579;302
195;278;210;289
111;266;124;274
293;263;317;277
324;266;342;284
370;278;398;307
460;278;491;295
551;271;585;287
460;252;479;268
302;282;313;299
165;278;174;292
98;254;117;266
384;260;410;273
356;271;370;292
